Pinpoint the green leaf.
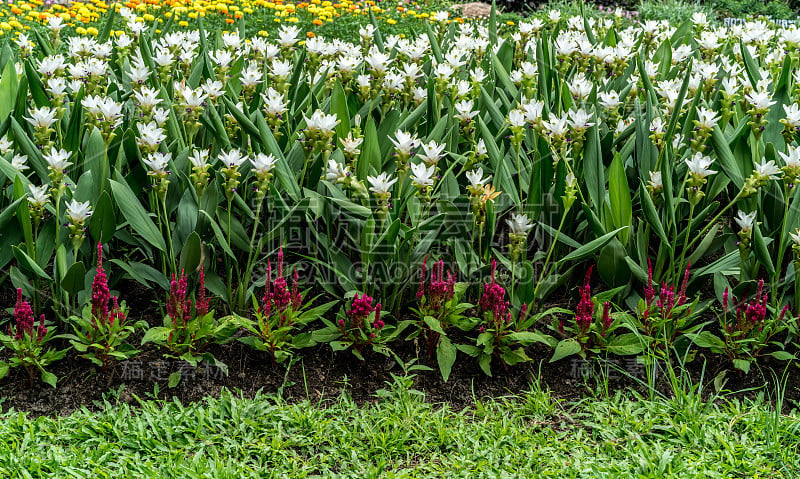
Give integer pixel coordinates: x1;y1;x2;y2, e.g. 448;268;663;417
179;231;202;274
608;153;631;245
0;59;18;125
12;245;51;280
550;338;581;362
109;178;166;252
437;337;457;382
61;261;86;296
89;191;116;243
41;371;57;388
558;227;626;264
168;371;181;388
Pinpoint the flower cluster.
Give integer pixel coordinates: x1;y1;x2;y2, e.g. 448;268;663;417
260;247;302;318
12;288;46;342
90;242;126;332
341;293;383;334
416;257;455;317
479;260;510;326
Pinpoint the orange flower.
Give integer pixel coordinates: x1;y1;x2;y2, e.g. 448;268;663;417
312;18;322;25
306;31;315;37
225;17;234;23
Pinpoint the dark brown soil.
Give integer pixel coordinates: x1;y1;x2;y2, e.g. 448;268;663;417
2;331;798;417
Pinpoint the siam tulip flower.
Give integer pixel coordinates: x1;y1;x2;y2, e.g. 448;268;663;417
779;145;800;185
0;135;12;155
466;168;490;191
303;110;339;136
418;141;446;167
325;159;350;184
11;154;28;173
340;133;363;159
25;106;58;131
390;130;418;174
189;149;211;196
685;152;717;179
735;210;757;236
136;122;166;153
507;213;533;262
66;199;92;225
219;149;247;200
277;25;300;50
685;152;717;204
368;172;397;196
410;162;436;189
647;171;663;196
200;78;225;100
143;152;172;200
743;160;782;197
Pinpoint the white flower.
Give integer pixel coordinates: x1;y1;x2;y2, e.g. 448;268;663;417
508;109;526;128
506;213;534;235
44;149;72;170
735;210;757;234
277;25;300;48
133;87;163;110
685;153;717;178
201;78;225;99
790;228;800;246
368;172;397;195
252;153;277;175
303;110;339;134
454;100;479;122
390;130;418;155
340;134;363;156
568;109;594;131
0;136;12;155
754;160;782;180
143;152;171;173
325;159;349;183
780;145;800;167
66;199;92;224
137;122;166;148
47;16;65;32
11;154;28;172
466;167;490;188
28;184;49;207
219;149;247;168
783;104;800;127
745;90;776;111
189;150;210;169
410;162;436;188
476;139;487;156
25;107;58;130
598;91;621;110
419;141;446;166
695;107;720;129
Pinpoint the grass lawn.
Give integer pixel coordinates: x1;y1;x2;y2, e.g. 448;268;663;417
1;375;798;478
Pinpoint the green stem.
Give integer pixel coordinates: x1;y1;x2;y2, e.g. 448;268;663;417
240;200;265;310
532;207;569;305
685;190;744;252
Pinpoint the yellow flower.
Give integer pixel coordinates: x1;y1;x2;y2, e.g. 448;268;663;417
75;26;86;34
86;26;98;36
386;18;395;25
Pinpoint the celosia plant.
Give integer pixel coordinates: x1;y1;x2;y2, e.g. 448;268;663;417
314;291;406;361
65;242;146;372
142;267;237;386
631;260;705;358
689;280;794;373
550;267;642;362
460;260;550;376
235;248;336;363
0;289;67;387
408;257;474;381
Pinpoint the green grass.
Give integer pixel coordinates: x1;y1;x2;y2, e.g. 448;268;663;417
0;374;798;477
